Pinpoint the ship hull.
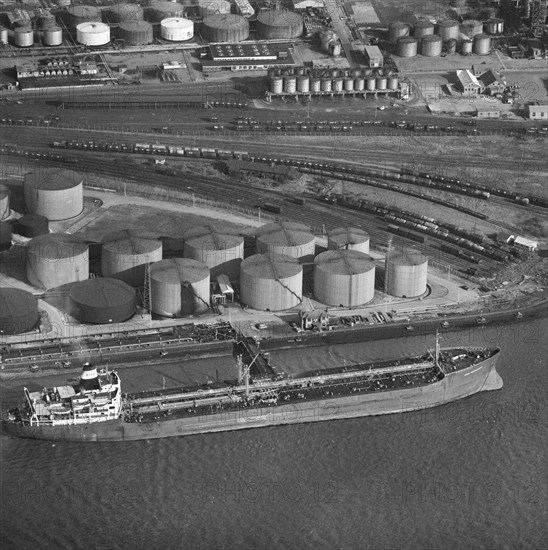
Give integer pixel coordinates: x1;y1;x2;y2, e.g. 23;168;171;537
2;351;502;442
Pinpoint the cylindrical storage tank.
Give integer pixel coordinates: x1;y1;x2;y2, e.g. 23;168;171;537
196;0;231;17
445;38;457;54
460;40;473;55
473;33;491;55
328;227;369;253
0;288;39;335
413;20;435;39
354;77;365;91
397;37;417;57
76;22;110;46
70;278;136;324
388;21;410;42
385;249;428;298
421;34;442;56
376;77;387;90
109;3;144;23
320;28;334;51
321;77;332;92
495;19;504;34
311;78;321;92
0;27;8;46
42;24;63;46
240;253;302;311
150;258;210;317
365;76;376;90
284;75;297;93
484;19;498;35
14;28;34;47
0;185;9;220
271;76;283;94
460;20;483;39
148;1;184;22
201;13;249;42
343;77;354;92
183;226;243;280
330;69;339;78
68;6;101;28
256;222;315;265
160;17;193;41
436;19;459;41
101;231;163;287
256;10;303;40
330;42;341;56
27;233;89;290
314;250;375;307
387;76;398;90
333;78;343;92
297;75;310;93
24;168;83;221
14;214;49;238
0;221;11;252
118;21;153;45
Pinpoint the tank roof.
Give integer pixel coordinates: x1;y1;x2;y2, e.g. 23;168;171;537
422;34;442;42
183;226;243;249
24;168;83;191
387;249;427;265
70;278;135;307
329;226;369;245
398;36;417;43
150;258;209;284
0;288;37;318
16;214;48;226
150;1;184;10
161;17;193;27
203;13;247;28
257;9;303;26
437;19;459;26
119;21;152;30
27;233;87;257
256;221;314;247
68;5;101;15
241;253;301;279
414;20;434;27
315;250;374;275
102;230;161;254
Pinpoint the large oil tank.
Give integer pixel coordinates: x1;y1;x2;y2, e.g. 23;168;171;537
240;253;302;311
314;250;375;307
0;222;11;252
14;28;34;47
0;288;39;335
328;226;369;253
27;233;89;290
284;75;297;93
385;249;428;298
365;76;376;90
473;33;491;55
333;78;343;92
24;168;83;221
42;24;63;46
101;230;162;286
297;75;310;93
109;3;144;23
76;22;111;46
160;17;194;41
343;77;354;92
321;77;332;92
421;34;443;56
387;76;398;90
460;40;473;55
70;278;136;324
68;5;102;28
255;221;315;264
376;76;387;90
460;20;483;39
413;20;435;39
311;77;321;92
202;13;249;42
150;258;210;317
397;37;417;57
0;185;9;220
118;21;153;45
436;19;459;41
183;226;243;280
256;10;303;40
14;214;49;238
354;77;365;91
147;1;184;22
388;21;410;42
271;76;283;94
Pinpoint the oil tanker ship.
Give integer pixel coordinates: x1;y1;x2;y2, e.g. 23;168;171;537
3;338;502;442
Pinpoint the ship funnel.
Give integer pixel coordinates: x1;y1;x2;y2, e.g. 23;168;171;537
79;362;100;391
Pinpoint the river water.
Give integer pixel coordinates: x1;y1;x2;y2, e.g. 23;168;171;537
1;319;546;550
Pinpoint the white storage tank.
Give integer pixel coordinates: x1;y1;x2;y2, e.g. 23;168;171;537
240;253;302;311
255;221;315;264
160;17;194;41
14;28;34;47
183;226;243;280
150;258;210;317
101;230;163;287
27;233;89;290
328;227;369;253
0;27;9;46
24;168;83;221
76;22;111;46
385;249;428;298
314;250;375;307
271;76;283;94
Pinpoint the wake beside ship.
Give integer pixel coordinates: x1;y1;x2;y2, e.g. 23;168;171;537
2;338;503;442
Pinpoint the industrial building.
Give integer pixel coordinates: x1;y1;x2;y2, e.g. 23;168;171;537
24;168;83;221
149;258;210;317
456;69;482;96
27;233;89;290
255;221;315;265
101;230;163;287
240;253;302;311
314;250;375;307
183;226;244;280
0;288;39;335
201;43;294;72
70;278;136;324
328;227;370;254
385;249;428;298
528;104;548;120
363;45;383;68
